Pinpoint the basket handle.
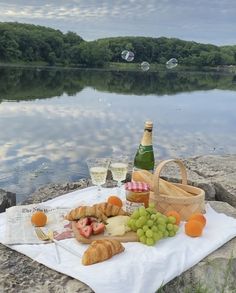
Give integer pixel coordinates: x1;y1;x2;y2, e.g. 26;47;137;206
153;159;188;195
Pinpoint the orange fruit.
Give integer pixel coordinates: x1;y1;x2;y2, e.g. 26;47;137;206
165;210;181;225
31;211;47;227
188;213;206;227
185;220;204;237
107;195;123;208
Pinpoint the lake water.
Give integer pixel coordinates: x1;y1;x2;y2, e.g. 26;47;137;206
0;66;236;203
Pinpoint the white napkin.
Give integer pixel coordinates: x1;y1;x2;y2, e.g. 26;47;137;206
0;186;236;293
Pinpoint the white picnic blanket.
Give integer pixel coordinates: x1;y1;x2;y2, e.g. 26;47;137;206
1;186;236;293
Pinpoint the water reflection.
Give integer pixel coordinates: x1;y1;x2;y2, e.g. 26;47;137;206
1;66;236;102
0;67;236;202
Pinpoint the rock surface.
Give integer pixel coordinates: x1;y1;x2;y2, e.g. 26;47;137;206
0;154;236;293
0;189;16;213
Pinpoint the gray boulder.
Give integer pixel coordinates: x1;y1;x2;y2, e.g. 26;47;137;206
0;189;16;213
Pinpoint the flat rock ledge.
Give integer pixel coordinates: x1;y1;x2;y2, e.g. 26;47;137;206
1;154;236;293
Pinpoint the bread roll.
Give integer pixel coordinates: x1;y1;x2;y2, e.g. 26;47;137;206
93;202;127;217
82;239;125;265
65;202;127;221
65;205;106;221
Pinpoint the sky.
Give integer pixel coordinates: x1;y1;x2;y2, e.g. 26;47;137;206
0;0;235;45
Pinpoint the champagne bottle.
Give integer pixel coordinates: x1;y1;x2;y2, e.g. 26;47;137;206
133;121;155;172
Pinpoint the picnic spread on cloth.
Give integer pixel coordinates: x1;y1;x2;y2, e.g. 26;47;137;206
1;186;236;293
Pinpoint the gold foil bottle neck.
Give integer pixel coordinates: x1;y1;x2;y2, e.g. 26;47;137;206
145;121;153;130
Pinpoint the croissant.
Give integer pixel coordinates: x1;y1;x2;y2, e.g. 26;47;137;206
82;239;125;265
94;202;127;217
65;205;106;221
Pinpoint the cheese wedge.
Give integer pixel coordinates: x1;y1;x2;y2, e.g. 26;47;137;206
106;215;131;236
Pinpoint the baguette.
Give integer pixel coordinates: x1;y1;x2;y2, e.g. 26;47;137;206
82;239;125;265
159;178;193;197
132;169;192;197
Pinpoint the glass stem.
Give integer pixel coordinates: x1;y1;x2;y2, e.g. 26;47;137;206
117;181;122;195
97;185;102;198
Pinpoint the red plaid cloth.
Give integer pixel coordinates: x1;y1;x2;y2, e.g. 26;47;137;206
125;181;150;192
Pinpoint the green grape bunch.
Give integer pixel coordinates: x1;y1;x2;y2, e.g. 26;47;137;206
127;204;179;246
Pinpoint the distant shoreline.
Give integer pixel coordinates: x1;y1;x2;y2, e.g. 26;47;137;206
0;62;236;73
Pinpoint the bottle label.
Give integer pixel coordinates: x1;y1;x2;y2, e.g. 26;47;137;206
125;200;145;215
138;145;153;155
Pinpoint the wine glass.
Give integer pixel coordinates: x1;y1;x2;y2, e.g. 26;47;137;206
110;155;129;196
86;158;110;199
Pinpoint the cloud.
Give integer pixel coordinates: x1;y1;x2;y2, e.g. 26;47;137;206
0;0;156;21
0;1;235;45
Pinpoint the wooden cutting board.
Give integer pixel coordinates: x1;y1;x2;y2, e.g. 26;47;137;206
72;221;139;244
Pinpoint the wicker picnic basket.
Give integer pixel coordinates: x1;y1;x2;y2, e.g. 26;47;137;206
149;159;205;221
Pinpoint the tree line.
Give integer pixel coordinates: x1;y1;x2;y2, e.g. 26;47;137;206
0;22;236;67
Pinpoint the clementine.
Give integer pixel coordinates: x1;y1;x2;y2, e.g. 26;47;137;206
107;195;123;208
31;211;47;227
165;210;181;225
188;213;206;227
185;220;204;237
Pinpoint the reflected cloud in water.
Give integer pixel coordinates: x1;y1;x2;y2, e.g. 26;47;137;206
0;72;236;202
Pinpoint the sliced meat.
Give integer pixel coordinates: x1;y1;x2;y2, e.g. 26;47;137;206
53;230;74;241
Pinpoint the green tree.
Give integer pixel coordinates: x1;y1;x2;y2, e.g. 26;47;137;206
47;52;56;65
0;31;21;61
79;41;112;66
